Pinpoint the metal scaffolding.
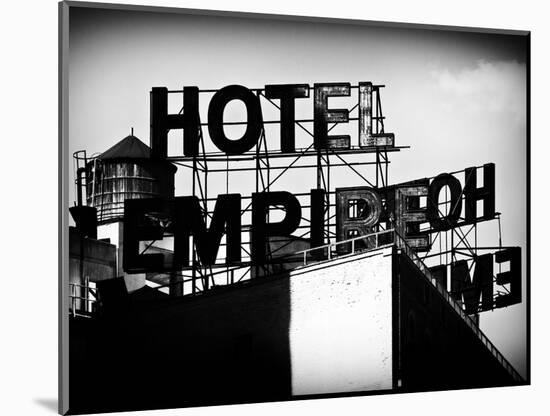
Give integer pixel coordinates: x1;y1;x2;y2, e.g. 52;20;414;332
71;83;513;312
155;84;405;295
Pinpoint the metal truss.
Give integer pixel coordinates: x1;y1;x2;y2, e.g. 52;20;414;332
156;84;401;296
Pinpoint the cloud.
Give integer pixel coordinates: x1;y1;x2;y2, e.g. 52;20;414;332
430;60;526;123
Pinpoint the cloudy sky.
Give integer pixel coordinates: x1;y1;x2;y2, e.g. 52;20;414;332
68;6;528;377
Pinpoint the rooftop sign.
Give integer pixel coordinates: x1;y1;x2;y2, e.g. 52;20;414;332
119;82;521;314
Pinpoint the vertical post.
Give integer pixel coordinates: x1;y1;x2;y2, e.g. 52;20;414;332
451;226;454;265
316;150;322;190
255;132;260;278
190;88;197;294
384;149;389;188
71;284;75;316
375;147;382;188
84;275;89;313
169;272;183;297
375;87;379;134
226;156;229;286
203;267;209;291
325;151;330;246
192;156;197;295
78;228;84;312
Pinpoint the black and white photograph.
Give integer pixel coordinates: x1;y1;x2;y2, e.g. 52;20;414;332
8;0;550;415
56;2;532;414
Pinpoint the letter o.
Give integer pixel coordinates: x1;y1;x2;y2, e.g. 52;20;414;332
427;173;463;231
208;85;262;155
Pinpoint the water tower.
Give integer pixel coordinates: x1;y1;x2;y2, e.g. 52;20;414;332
75;132;177;292
85;132;176;223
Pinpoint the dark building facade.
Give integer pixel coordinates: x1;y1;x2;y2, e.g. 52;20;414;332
67;246;522;415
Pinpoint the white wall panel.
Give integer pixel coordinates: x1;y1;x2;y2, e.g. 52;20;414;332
289;247;393;395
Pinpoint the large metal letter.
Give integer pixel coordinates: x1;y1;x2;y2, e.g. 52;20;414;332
313;83;351;150
150;86;199;159
251;191;301;264
394;185;430;250
451;254;494;314
173;194;241;267
495;247;522;308
358;82;395;147
336;187;382;254
464;163;495;223
427;173;463;231
208;85;262;155
123;198;168;273
265;84;309;153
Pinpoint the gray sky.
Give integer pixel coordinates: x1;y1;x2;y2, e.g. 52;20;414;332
68;6;528;377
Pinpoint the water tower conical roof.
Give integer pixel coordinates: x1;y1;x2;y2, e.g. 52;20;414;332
99;135;151;160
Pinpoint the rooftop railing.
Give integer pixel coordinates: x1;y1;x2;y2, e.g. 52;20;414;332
294;228;396;267
393;231;524;383
291;228;523;383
